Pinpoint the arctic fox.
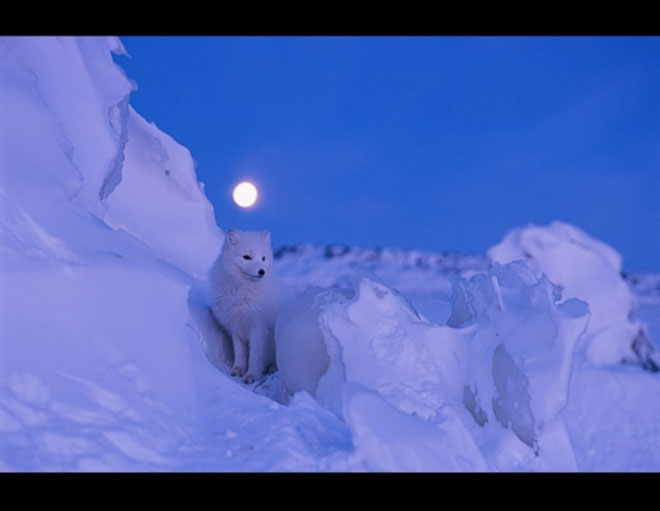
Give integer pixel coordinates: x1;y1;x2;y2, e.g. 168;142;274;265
209;229;281;384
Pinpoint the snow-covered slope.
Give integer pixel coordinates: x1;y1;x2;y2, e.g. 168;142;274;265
2;36;659;472
0;36;222;278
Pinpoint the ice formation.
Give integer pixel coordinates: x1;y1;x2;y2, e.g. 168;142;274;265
276;262;590;470
488;222;658;370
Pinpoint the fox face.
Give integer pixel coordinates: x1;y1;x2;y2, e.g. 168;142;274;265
223;229;274;280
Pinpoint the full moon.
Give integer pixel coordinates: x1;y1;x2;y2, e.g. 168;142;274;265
232;181;258;208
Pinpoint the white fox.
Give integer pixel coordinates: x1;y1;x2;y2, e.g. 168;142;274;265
209;229;281;384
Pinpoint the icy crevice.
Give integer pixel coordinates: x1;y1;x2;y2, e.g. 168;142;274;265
631;329;659;372
491;343;538;453
99;95;130;201
463;385;488;427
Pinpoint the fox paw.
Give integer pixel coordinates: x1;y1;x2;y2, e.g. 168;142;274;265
243;374;256;385
231;366;246;377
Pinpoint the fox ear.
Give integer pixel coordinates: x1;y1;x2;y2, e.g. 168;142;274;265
262;230;270;239
226;229;239;245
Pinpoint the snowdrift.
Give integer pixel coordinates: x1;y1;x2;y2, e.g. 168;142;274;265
0;36;222;277
0;36;222;470
488;222;658;371
276;263;589;470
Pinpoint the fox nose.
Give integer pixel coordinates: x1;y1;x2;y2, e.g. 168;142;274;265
258;269;265;277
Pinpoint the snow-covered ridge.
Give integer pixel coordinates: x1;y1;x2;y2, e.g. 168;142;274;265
0;36;222;277
274;243;489;272
274;237;660;374
274;242;660;302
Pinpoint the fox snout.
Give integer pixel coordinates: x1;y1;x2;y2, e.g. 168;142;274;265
258;269;265;277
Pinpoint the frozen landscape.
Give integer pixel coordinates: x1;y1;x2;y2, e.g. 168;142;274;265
1;36;659;472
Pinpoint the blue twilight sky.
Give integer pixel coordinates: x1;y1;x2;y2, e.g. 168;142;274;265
116;36;660;272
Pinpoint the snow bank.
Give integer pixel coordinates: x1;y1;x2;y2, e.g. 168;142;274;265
276;262;590;470
0;36;221;470
488;222;658;370
0;36;222;277
563;365;660;470
0;36;355;472
103;105;222;278
0;266;199;470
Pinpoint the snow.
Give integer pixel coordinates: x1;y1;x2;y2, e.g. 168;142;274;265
342;384;488;471
2;36;660;472
0;36;222;278
564;366;660;470
488;221;658;370
275;262;590;470
275;286;346;398
104;105;222;278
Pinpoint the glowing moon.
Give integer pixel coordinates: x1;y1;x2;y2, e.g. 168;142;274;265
232;181;258;208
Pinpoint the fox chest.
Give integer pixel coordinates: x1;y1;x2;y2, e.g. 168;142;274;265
214;293;270;340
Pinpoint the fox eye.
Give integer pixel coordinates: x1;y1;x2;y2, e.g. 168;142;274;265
243;255;252;260
262;256;266;261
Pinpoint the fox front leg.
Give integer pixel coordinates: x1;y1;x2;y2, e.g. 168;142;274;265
231;336;248;377
243;327;274;384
